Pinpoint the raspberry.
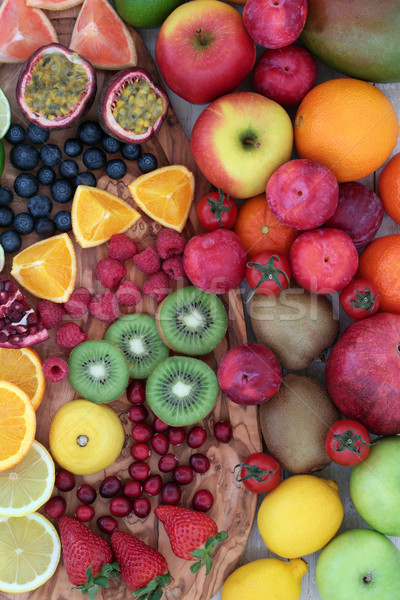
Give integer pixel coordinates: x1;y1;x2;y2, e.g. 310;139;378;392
89;291;119;323
108;234;138;261
64;287;91;319
96;258;126;289
162;256;185;281
143;272;170;303
133;247;160;275
116;281;142;306
42;356;69;383
56;323;87;349
156;228;186;259
37;300;65;330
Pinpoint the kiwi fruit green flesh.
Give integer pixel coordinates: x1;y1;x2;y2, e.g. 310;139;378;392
105;314;169;379
68;340;130;404
260;373;340;474
156;286;228;355
146;356;219;426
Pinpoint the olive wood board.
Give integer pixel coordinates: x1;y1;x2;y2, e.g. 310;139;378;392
0;7;262;600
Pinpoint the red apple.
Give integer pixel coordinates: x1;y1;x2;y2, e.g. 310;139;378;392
243;0;308;49
253;44;317;106
325;313;400;435
190;92;293;199
155;0;256;104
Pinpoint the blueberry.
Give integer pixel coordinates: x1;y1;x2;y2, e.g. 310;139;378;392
54;210;72;232
106;159;127;180
121;143;142;161
77;121;103;146
10;143;39;171
101;135;121;154
0;206;14;227
0;230;21;254
82;148;107;171
64;138;83;157
137;153;158;174
26;123;49;145
50;179;74;204
28;194;53;218
4;124;25;145
40;144;62;167
14;173;39;199
13;213;35;235
0;185;13;206
37;166;56;186
75;171;97;187
59;159;79;180
35;217;56;239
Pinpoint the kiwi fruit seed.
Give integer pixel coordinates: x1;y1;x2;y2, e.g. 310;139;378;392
146;355;219;426
68;340;130;403
156;286;228;355
105;313;169;379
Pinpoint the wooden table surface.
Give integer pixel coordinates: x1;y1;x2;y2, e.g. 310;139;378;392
139;5;400;599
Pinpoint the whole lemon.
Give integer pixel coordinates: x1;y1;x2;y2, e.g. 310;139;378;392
221;558;308;600
257;474;344;559
49;399;125;475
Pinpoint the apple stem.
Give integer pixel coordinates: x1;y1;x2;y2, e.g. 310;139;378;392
363;574;372;584
243;139;261;148
196;28;207;46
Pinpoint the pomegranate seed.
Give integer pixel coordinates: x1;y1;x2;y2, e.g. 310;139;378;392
55;469;75;492
109;496;132;518
128;404;148;423
128;461;150;481
153;417;170;433
160;482;181;505
130;442;151;461
173;465;194;485
133;497;151;518
158;453;179;473
187;426;207;449
123;480;143;499
143;474;162;496
127;380;146;404
44;495;66;519
97;515;118;534
99;476;122;498
168;427;185;446
75;505;95;522
189;453;211;474
192;489;214;512
131;423;153;443
214;421;233;443
151;433;169;456
76;483;97;505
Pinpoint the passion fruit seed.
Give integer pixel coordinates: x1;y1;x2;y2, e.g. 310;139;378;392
25;53;88;120
112;79;164;135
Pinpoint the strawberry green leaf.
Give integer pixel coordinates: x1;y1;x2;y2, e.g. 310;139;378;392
72;562;120;599
190;531;228;576
133;573;170;600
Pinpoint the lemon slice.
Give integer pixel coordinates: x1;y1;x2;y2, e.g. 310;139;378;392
0;88;11;140
0;512;60;593
0;441;55;516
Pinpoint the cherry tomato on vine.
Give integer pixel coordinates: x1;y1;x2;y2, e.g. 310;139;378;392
234;452;281;493
325;419;371;466
246;250;291;299
339;279;380;319
197;189;238;231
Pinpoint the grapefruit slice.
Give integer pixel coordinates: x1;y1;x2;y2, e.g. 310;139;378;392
26;0;83;10
70;0;137;70
0;0;58;63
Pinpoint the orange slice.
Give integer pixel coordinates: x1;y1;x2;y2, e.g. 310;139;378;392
11;234;77;303
72;185;141;248
0;381;36;472
0;348;45;411
128;165;195;232
70;0;137;70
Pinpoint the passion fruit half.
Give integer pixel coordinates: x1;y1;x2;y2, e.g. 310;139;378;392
16;43;96;130
98;67;169;143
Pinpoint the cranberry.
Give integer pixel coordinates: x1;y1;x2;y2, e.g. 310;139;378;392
187;426;207;449
44;495;66;519
76;483;97;505
151;433;169;456
133;497;151;518
128;461;150;481
130;442;151;461
173;465;194;485
214;421;233;443
109;496;132;518
128;404;148;423
143;474;162;496
168;427;185;446
189;453;211;474
158;453;179;473
55;469;75;492
97;515;118;534
127;380;146;404
192;489;214;512
75;505;95;522
153;417;170;433
123;480;143;499
99;476;122;498
131;423;153;443
160;482;181;505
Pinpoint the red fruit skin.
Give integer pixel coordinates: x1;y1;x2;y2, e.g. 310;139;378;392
289;228;359;294
64;287;91;319
218;342;282;405
243;0;308;49
58;516;113;586
37;300;65;330
183;229;247;294
89;292;119;323
56;322;87;349
111;531;169;592
156;228;185;259
325;313;400;435
108;234;137;260
96;258;126;289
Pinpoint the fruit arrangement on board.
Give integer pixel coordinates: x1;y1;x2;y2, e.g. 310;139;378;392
0;0;400;600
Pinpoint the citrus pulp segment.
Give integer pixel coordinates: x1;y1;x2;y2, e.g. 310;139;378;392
0;381;36;472
0;348;45;411
0;88;11;139
26;0;83;9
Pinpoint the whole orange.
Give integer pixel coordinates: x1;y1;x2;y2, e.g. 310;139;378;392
234;193;298;257
294;78;399;183
378;153;400;224
358;234;400;313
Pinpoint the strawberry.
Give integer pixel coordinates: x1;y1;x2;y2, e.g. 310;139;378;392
110;531;169;599
58;516;119;599
154;505;228;575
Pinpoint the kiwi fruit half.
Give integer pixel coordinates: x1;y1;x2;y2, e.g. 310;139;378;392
146;356;219;426
105;313;169;379
68;340;130;403
156;286;228;355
